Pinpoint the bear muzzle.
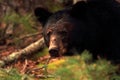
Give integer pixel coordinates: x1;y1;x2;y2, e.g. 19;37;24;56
48;35;60;57
49;47;59;57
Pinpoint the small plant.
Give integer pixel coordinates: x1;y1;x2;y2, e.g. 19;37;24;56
46;51;119;80
0;10;38;47
45;0;64;12
0;68;33;80
2;12;36;34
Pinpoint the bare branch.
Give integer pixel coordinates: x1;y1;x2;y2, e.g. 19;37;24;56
0;37;45;67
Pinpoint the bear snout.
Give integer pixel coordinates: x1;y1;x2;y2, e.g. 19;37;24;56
49;47;59;57
48;34;61;57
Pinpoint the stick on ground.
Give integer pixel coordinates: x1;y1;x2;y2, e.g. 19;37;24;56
0;37;45;67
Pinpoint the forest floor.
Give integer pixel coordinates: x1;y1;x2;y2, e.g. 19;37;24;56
0;34;53;79
0;35;120;80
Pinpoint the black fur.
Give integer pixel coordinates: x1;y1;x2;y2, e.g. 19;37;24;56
34;0;120;62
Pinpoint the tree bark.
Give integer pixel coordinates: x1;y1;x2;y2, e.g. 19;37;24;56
0;37;45;67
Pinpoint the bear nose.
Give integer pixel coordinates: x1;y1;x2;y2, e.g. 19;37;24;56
49;48;59;57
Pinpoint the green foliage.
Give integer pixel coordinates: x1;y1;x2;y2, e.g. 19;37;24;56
0;68;34;80
0;10;38;47
0;51;119;80
18;14;36;33
45;0;64;12
80;50;92;62
37;48;49;57
32;48;49;60
110;74;120;80
2;12;36;34
46;51;119;80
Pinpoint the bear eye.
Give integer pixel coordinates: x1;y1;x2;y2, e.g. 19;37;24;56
61;31;67;36
47;31;51;36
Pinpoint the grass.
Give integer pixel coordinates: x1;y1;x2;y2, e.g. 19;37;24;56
2;12;36;34
0;68;33;80
0;50;119;80
45;50;120;80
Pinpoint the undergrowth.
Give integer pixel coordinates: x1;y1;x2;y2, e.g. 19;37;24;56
0;68;33;80
46;51;120;80
0;50;119;80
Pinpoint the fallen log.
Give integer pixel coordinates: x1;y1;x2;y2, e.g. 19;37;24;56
0;37;45;67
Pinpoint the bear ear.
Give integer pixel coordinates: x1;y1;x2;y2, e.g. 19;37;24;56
70;1;87;19
34;7;52;26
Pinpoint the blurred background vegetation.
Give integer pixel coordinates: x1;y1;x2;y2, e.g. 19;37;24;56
0;0;119;80
0;0;73;48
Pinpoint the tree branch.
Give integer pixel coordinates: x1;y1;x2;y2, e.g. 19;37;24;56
0;37;45;67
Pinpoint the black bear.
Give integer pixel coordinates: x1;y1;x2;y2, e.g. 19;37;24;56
34;0;120;62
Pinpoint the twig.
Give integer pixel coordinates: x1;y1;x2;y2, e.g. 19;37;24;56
21;59;28;74
19;32;42;39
